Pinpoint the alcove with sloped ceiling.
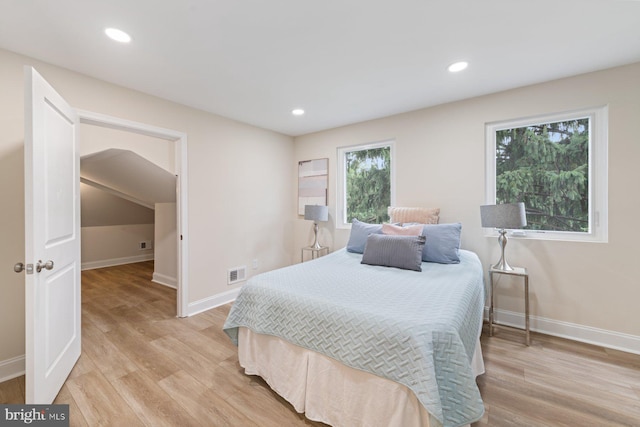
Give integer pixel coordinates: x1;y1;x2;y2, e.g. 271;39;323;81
79;124;178;289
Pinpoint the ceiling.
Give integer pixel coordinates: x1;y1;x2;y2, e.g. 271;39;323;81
81;149;176;207
1;1;639;136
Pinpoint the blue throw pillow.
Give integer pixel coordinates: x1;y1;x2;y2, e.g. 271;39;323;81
421;223;462;264
346;219;383;254
361;234;426;271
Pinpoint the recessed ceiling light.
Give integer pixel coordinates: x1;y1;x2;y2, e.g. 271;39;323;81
292;109;305;116
448;61;468;73
105;28;131;43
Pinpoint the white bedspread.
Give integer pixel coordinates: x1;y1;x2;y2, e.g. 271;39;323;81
224;248;486;427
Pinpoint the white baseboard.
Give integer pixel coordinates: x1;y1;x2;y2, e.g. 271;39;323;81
486;307;640;355
81;254;154;270
0;355;25;383
187;287;241;317
152;272;177;289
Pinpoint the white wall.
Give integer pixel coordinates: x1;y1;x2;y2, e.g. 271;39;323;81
80;124;175;174
0;48;294;373
0;52;27;378
80;183;155;226
153;203;177;288
81;224;155;270
293;63;640;352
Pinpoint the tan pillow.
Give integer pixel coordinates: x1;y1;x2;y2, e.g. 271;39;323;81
381;223;423;236
388;206;440;224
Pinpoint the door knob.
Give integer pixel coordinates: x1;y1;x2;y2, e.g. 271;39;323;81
36;260;54;273
14;262;34;274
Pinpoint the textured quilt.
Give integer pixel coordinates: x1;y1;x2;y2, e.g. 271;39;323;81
223;249;485;427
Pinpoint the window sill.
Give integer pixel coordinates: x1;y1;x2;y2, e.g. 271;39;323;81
483;229;607;243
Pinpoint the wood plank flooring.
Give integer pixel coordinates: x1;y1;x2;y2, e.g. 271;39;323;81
1;261;639;426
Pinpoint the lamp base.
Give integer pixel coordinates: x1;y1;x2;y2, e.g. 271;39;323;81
491;259;515;271
310;222;323;250
492;229;514;271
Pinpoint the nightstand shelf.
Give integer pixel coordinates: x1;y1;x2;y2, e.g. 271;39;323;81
301;246;329;262
488;266;530;346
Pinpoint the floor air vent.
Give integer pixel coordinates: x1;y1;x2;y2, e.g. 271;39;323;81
228;266;247;285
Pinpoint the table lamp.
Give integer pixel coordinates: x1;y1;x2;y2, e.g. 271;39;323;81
304;205;329;250
480;202;527;271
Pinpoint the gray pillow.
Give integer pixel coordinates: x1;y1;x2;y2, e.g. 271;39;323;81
346;219;383;253
361;234;426;271
421;223;462;264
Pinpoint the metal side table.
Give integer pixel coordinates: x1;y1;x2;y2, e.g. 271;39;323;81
489;266;530;346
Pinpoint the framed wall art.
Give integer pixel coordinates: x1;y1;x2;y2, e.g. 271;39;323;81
298;158;328;215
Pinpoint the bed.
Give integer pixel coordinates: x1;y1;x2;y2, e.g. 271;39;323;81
223;219;486;427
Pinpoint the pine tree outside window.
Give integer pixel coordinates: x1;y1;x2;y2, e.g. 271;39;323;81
485;107;608;242
337;141;395;227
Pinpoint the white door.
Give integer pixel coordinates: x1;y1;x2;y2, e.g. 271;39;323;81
24;67;81;403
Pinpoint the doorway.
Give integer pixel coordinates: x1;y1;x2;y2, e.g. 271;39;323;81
77;110;189;317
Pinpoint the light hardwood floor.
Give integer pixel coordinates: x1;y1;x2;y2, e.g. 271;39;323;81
1;261;639;426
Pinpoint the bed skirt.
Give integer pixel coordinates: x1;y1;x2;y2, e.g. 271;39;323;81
238;327;484;427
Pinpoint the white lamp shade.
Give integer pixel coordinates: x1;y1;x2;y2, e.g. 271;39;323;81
304;205;329;222
480;203;527;229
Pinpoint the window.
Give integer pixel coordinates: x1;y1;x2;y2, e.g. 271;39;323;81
337;140;395;227
485;107;608;242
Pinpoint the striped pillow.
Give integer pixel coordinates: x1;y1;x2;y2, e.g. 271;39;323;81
388;206;440;224
361;234;426;271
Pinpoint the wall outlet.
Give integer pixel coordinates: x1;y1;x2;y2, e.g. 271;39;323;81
252;259;259;270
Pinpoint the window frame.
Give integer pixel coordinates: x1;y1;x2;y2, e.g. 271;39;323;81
484;106;608;243
336;139;396;229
